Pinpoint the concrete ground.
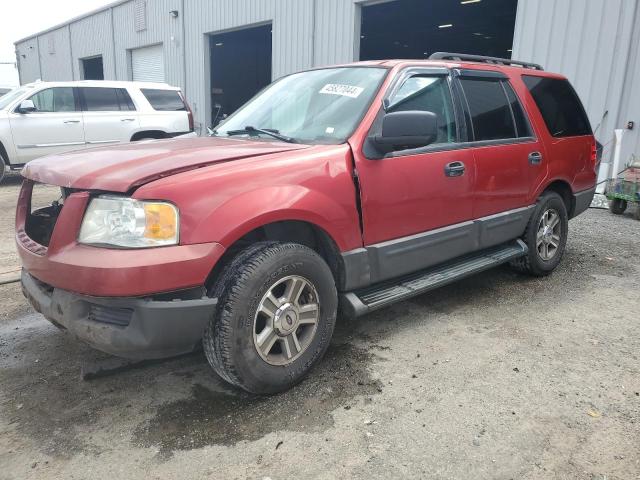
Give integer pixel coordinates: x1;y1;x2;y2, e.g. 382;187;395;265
0;174;639;480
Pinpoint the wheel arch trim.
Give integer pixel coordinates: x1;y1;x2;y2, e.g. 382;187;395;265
536;178;575;216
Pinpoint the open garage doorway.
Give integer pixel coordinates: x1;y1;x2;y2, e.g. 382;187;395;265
359;0;518;61
209;24;272;126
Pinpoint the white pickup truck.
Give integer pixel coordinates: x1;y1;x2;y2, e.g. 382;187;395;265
0;80;195;182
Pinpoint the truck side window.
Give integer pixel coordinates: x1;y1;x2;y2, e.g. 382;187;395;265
140;89;185;111
522;76;591;137
29;88;77;112
388;75;457;144
503;82;532;137
460;78;516;141
81;87;134;112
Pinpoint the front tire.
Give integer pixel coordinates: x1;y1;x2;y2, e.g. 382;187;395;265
609;198;627;215
511;191;569;276
203;242;337;394
0;156;6;185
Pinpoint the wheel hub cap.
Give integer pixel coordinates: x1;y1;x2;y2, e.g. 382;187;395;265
274;303;299;336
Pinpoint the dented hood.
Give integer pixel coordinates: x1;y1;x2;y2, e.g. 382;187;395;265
22;137;310;192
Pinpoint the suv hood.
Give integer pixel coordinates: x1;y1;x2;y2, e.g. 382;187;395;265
22;137;310;192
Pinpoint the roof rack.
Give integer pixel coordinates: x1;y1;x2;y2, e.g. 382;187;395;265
428;52;544;71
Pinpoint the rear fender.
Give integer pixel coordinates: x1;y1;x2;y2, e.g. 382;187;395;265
532;176;574;201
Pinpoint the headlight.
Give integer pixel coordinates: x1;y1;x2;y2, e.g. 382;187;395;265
79;195;179;248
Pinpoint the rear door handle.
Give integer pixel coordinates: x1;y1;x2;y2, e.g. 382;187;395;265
121;118;136;122
529;151;543;165
64;120;80;124
444;161;465;177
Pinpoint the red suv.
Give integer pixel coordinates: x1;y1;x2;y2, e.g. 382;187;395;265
17;53;597;393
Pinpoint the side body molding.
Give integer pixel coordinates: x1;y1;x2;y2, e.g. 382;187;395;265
340;205;535;291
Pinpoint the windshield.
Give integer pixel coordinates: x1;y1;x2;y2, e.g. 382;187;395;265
214;67;388;144
0;87;29;110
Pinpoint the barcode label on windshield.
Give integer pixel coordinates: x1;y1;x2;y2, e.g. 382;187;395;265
319;84;364;98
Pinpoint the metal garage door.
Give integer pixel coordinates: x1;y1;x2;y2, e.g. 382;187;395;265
131;44;165;83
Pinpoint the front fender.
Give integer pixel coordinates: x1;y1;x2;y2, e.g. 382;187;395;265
188;185;361;251
133;143;363;252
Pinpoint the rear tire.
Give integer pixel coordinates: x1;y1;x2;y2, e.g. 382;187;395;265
609;198;627;215
203;242;337;394
511;191;568;277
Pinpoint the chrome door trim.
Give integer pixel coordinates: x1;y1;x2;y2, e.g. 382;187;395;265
17;141;86;149
86;140;120;145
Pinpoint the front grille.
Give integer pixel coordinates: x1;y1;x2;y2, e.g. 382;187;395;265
88;304;133;327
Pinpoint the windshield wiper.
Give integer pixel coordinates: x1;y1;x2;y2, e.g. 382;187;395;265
226;126;297;143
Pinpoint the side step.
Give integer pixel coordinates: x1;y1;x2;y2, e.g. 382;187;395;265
341;240;528;317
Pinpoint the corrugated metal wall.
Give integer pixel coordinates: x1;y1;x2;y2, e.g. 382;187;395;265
112;0;184;88
15;38;41;84
513;0;640;177
314;0;360;67
14;0;640;157
69;9;116;80
36;28;73;82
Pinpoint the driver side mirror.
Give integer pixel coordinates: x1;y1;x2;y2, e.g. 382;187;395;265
373;110;438;153
16;99;37;114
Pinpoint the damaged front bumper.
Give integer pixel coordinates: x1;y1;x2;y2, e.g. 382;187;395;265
21;270;218;360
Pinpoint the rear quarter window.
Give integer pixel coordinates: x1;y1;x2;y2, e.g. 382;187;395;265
522;76;591;137
141;89;186;111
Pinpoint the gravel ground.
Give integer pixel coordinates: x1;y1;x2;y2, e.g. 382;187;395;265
0;176;639;480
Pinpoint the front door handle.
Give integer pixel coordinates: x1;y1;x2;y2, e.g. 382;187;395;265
529;151;543;165
444;161;465;177
64;120;80;124
121;118;136;122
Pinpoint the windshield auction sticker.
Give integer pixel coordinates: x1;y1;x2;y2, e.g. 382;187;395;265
319;84;364;98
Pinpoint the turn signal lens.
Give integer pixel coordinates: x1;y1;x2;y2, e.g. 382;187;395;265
144;203;178;240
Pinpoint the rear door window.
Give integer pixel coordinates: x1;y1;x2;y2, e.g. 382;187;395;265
503;82;532;137
522;76;591;137
116;89;136;111
459;78;516;141
81;87;135;111
141;89;186;111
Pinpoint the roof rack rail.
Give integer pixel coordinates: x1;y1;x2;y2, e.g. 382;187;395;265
428;52;544;71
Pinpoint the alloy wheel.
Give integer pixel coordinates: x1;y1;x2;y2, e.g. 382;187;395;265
253;275;320;366
537;208;562;261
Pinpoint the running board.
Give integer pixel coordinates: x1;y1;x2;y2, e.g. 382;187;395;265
341;240;527;317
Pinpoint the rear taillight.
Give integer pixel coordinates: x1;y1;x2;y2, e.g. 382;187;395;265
179;91;194;132
592;139;601;173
